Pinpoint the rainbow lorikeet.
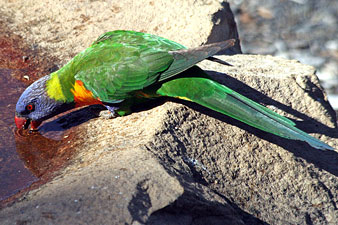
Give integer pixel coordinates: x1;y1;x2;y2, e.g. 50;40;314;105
15;30;333;150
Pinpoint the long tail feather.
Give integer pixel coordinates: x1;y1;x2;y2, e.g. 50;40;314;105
156;76;334;151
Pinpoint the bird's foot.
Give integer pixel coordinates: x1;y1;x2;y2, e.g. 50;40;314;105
100;105;119;119
99;110;116;119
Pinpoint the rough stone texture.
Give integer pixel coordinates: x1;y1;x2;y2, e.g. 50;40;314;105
1;0;338;224
1;55;337;225
152;56;338;224
0;0;240;65
0;103;245;225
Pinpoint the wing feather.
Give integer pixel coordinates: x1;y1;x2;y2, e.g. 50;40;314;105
72;30;234;103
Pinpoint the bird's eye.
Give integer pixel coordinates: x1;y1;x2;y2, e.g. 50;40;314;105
26;104;35;112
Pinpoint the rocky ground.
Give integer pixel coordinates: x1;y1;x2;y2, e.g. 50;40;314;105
1;54;337;225
230;0;338;109
0;0;337;224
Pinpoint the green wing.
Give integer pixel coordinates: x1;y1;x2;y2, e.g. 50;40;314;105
72;30;234;103
159;40;235;81
73;31;185;103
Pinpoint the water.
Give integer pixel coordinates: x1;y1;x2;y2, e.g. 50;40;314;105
0;69;77;203
0;69;37;201
0;32;77;204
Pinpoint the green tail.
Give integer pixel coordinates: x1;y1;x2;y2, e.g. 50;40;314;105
155;71;333;151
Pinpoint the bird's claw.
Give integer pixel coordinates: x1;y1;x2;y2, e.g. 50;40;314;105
99;110;117;119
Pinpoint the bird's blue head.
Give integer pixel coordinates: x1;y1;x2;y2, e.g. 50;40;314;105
15;75;73;130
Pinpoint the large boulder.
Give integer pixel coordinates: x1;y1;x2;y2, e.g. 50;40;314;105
1;54;337;224
0;0;240;64
0;1;337;224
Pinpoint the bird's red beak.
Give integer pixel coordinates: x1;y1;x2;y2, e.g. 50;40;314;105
15;116;27;129
15;116;42;130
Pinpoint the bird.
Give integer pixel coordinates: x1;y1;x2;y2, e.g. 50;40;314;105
15;30;333;150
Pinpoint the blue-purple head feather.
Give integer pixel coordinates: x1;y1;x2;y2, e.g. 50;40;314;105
15;75;74;129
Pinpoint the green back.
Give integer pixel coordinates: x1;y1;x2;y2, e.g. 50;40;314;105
70;30;186;103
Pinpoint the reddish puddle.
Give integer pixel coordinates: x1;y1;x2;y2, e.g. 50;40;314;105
0;68;36;201
0;27;77;205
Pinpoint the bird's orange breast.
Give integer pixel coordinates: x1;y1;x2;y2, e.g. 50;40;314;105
71;80;102;107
